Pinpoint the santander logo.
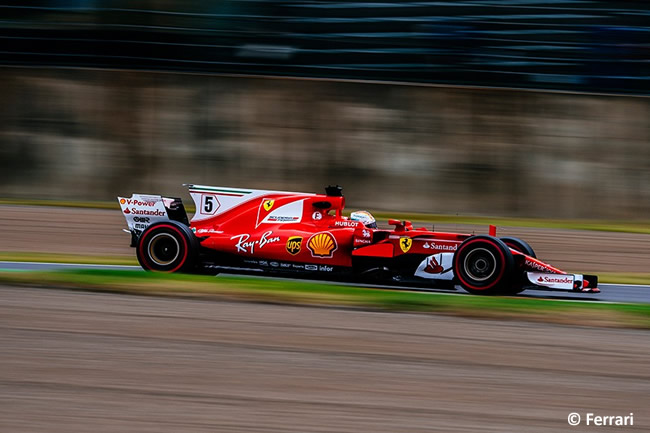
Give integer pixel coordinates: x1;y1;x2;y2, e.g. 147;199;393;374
538;275;572;285
424;256;444;274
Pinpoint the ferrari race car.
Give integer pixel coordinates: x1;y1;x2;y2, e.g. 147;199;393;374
118;185;599;296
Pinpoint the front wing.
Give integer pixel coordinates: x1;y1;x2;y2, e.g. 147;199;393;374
414;253;599;293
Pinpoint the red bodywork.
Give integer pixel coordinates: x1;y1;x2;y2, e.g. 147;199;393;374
120;185;599;295
189;187;578;278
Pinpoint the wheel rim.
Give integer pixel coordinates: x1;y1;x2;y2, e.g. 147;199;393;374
148;233;180;266
463;247;496;282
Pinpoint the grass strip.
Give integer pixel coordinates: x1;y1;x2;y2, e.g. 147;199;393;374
594;273;650;286
1;269;649;329
0;198;120;210
0;252;137;266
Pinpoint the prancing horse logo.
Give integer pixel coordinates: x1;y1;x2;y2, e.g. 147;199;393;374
400;237;412;253
263;199;275;211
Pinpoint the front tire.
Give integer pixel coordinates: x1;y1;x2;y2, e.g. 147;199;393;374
500;236;536;258
453;236;514;295
137;222;197;272
500;236;536;295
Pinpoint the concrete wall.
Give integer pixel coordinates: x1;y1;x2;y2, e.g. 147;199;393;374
1;68;649;219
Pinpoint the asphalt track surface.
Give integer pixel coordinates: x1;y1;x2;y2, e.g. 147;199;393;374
2;261;649;304
1;285;649;433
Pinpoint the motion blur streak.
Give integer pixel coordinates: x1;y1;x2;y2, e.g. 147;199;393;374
1;286;649;432
1;1;649;218
1;68;650;219
0;1;648;94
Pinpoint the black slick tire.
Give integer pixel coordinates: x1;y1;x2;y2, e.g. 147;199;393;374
500;236;536;295
136;221;198;273
453;235;514;295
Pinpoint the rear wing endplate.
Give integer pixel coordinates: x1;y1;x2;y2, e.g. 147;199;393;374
117;194;188;245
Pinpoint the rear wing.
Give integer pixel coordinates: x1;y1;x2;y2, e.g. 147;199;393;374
117;194;188;245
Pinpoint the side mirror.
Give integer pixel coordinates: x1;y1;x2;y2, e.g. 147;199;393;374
388;219;413;232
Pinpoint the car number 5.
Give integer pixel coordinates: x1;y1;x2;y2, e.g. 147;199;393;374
202;195;216;215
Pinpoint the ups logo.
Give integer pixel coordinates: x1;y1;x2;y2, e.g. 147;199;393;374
286;236;303;255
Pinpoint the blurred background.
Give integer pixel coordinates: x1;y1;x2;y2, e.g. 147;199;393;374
1;0;649;218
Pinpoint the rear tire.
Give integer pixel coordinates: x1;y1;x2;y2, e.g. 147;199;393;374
137;222;197;272
453;236;514;295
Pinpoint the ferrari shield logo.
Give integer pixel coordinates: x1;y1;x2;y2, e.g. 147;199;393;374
263;199;275;212
399;237;412;253
286;236;302;255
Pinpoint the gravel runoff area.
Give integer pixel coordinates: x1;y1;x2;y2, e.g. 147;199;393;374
1;204;650;273
1;285;648;433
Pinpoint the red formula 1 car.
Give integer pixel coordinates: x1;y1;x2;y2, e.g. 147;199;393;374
118;185;599;295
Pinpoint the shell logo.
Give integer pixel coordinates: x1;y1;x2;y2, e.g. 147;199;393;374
307;232;338;258
120;198;126;204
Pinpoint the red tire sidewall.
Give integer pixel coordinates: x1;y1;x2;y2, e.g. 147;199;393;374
138;223;190;273
454;238;507;291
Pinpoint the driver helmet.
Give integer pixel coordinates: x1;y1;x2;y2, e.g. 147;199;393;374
350;210;377;229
